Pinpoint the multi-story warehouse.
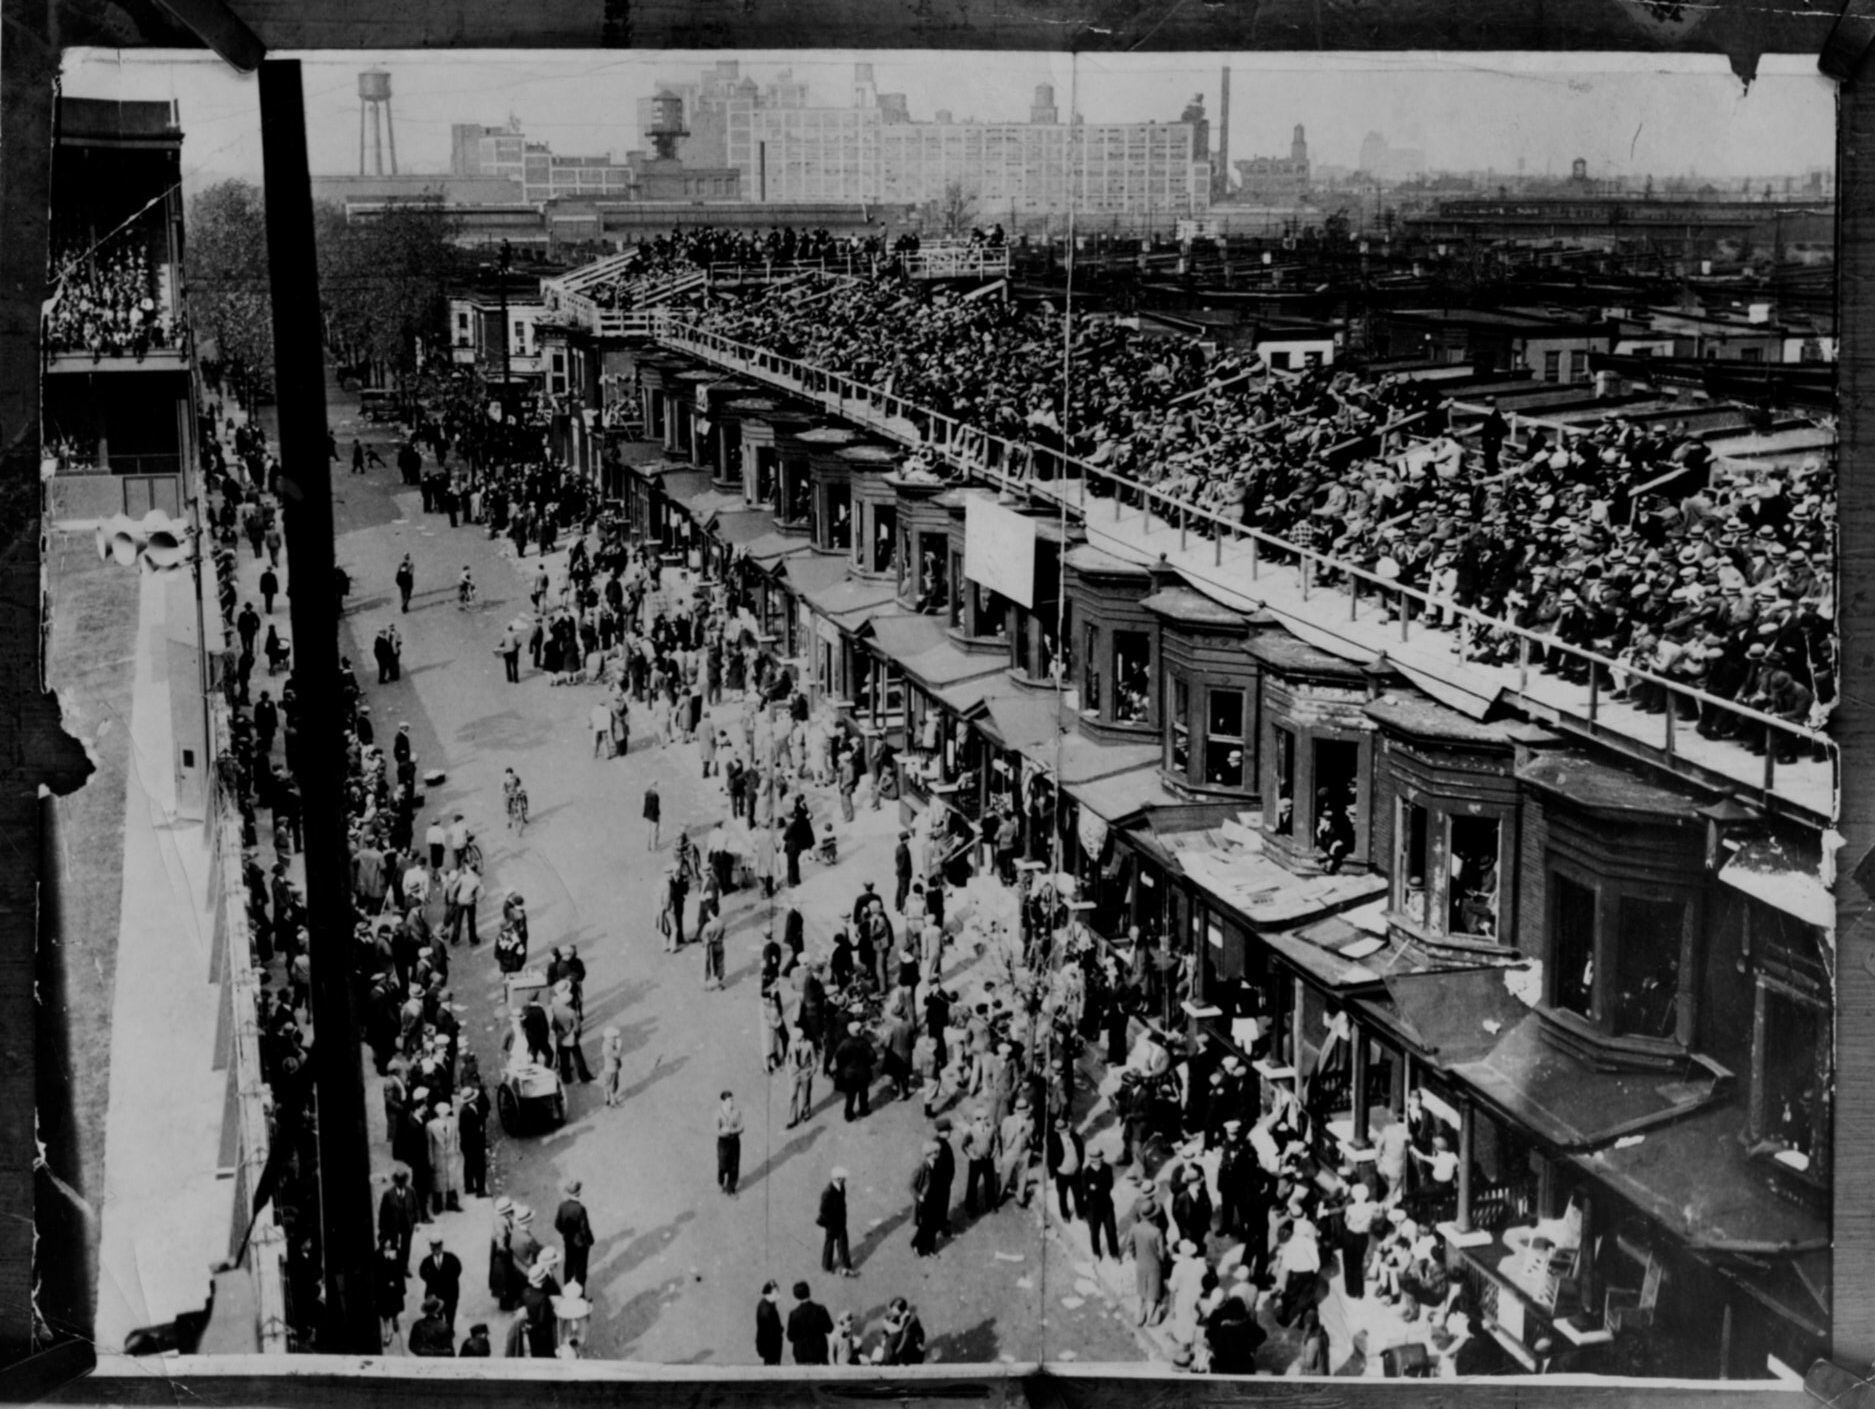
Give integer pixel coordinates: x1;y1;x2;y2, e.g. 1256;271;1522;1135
752;69;1210;219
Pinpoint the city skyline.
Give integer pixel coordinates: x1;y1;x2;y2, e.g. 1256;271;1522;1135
62;49;1831;200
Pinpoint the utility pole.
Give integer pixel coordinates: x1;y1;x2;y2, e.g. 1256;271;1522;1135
498;238;514;403
256;58;380;1355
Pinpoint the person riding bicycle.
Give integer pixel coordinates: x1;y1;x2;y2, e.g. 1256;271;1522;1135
458;566;477;607
503;767;529;830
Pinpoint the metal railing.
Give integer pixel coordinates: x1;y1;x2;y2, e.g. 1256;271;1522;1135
653;315;1834;815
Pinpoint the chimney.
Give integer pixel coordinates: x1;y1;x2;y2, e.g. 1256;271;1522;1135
1215;66;1230;203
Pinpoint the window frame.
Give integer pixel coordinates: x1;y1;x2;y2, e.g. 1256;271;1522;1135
1543;857;1698;1050
1388;794;1513;945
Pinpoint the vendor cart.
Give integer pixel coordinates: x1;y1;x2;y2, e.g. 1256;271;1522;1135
498;969;567;1135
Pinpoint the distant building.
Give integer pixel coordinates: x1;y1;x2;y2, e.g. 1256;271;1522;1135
752;65;1209;217
650;60;810;190
451;118;632;203
1232;124;1311;205
1357;131;1427;182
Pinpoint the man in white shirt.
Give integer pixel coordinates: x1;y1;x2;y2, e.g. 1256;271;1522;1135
445;813;470;869
591;701;614;757
426;817;447;871
450;864;483;947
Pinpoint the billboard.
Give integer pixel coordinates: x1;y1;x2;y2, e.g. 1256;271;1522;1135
963;498;1038;609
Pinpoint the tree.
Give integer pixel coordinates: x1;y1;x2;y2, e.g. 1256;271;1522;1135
924;181;978;239
185;180;274;406
314;200;462;390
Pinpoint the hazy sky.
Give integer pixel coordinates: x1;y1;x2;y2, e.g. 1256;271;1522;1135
63;48;1832;195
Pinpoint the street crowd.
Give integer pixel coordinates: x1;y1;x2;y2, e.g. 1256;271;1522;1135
688;272;1835;751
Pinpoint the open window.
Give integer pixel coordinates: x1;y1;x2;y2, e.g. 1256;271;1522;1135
1113;630;1151;724
1272;726;1296;836
1203;687;1246;789
1547;865;1695;1045
1083;622;1102;717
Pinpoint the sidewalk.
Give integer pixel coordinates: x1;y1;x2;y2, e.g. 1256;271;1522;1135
93;565;230;1352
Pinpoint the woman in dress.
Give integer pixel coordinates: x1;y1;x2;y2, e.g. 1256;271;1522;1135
375;1233;407;1350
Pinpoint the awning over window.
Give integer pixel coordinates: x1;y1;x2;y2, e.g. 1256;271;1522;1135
1719;835;1833;933
1575;1102;1828;1254
743;532;814;568
1450;1013;1727;1151
710;508;779;546
979;693;1071;752
1069;764;1181;825
1375;965;1533;1064
864;613;951;665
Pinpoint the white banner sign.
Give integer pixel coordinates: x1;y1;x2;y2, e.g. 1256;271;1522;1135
963;498;1038;610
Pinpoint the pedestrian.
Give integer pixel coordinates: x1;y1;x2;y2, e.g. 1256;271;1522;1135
910;1140;944;1257
497;625;522;683
600;1026;625;1106
555;1180;595;1290
459;1077;488;1196
894;831;913;913
407;1295;454;1356
259;565;279;614
551;980;594;1084
643;781;661;850
878;1298;926;1365
425;1102;464;1214
1048;1123;1085;1223
263;521;282;567
458;1323;493;1357
1083;1149;1120;1261
378;1167;420;1273
418;1236;464;1331
785;1027;817;1127
716;1089;745;1196
786;1281;833;1365
1130;1197;1169;1326
375;1234;407;1350
818;1168;856;1276
702;910;727;989
591;700;614;758
395;554;415;613
449;863;482;946
756;1280;784;1366
834;1021;875;1122
489;1197;520;1311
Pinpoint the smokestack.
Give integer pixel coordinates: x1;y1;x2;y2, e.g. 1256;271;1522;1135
1215;65;1230;203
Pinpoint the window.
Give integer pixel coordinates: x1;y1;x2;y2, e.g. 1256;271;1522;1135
1312;738;1360;870
948;549;965;629
1170;678;1191;777
1113;631;1151;724
1543;350;1561;382
1203;689;1246;788
1753;979;1827;1168
826;483;851;550
1612;896;1685;1039
1273;727;1296;836
873;503;897;574
1552;874;1597;1020
1398;802;1431;927
1448;816;1502;939
1083;623;1101;717
915;533;948;614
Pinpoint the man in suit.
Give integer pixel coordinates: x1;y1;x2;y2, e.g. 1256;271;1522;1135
1081;1149;1120;1261
818;1169;856;1276
755;1281;785;1366
555;1179;596;1288
417;1237;463;1332
377;1168;421;1274
786;1281;833;1365
894;833;914;913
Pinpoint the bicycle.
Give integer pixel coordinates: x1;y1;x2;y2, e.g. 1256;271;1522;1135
459;829;485;871
457;572;479;610
506;784;530;834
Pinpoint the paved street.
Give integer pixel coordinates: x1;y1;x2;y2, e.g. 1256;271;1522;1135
327;391;1147;1367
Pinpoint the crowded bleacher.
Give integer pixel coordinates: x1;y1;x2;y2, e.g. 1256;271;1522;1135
44;234;179;360
681;273;1835;747
589;228;891;311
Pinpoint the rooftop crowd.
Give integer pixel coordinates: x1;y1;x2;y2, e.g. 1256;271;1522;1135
44;233;179;360
685;273;1836;747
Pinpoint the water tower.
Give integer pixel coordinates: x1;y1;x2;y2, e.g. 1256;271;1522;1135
643;91;688;162
359;70;398;176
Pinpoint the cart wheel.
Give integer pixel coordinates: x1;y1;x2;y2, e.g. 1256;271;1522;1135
497;1085;520;1135
551;1093;568;1127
